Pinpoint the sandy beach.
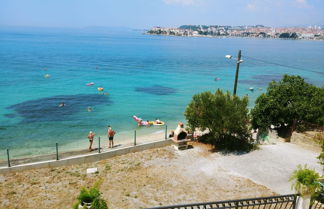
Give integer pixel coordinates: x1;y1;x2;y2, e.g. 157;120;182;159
1;139;321;209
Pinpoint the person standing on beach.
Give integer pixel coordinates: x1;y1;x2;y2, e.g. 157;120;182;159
87;131;95;151
107;125;116;148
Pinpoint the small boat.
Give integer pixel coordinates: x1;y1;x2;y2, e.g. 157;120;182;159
44;74;51;78
249;87;254;91
97;87;104;91
214;77;221;81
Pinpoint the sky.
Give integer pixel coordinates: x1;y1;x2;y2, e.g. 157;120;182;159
0;0;323;29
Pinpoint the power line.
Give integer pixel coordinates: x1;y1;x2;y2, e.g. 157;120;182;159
243;55;312;72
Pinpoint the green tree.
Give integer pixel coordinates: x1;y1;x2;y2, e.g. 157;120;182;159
184;89;252;151
251;75;324;136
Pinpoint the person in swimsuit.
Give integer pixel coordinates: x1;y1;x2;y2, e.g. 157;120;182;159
59;102;65;107
155;118;162;124
107;125;116;148
87;131;95;151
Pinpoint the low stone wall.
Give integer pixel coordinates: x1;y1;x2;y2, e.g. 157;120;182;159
290;131;322;152
0;139;172;174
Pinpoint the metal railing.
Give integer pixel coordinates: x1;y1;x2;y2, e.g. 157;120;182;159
1;125;169;168
310;201;323;209
147;194;298;209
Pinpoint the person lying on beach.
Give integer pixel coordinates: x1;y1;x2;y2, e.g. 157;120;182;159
87;131;95;151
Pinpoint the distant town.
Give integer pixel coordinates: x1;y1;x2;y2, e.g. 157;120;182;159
147;25;324;40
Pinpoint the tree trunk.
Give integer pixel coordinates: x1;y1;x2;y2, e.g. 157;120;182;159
288;119;298;138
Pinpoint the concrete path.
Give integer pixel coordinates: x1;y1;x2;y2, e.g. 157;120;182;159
212;142;322;194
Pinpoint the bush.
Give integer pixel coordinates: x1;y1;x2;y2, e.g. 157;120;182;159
78;187;100;203
72;181;108;209
92;198;108;209
185;89;252;152
289;165;321;196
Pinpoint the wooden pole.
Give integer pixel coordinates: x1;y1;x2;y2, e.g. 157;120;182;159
98;136;101;153
56;143;59;160
6;149;10;167
233;50;242;96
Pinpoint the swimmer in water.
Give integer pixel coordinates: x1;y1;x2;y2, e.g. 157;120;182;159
59;102;65;107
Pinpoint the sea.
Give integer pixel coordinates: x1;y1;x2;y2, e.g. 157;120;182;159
0;27;323;160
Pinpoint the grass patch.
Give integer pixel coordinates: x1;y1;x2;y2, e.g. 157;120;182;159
7;191;16;195
105;164;111;171
65;171;81;177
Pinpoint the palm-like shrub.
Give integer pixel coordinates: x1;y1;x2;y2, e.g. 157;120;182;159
289;165;321;196
72;182;108;209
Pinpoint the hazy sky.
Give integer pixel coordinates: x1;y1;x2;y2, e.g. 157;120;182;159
1;0;323;29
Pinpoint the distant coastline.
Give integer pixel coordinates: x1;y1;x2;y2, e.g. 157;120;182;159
147;25;324;40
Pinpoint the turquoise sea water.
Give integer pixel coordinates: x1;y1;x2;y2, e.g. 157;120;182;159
0;27;323;159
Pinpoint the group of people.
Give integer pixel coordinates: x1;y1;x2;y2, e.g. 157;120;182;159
136;118;163;127
87;121;191;151
87;125;116;151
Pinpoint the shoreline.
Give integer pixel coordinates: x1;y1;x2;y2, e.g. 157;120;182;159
0;129;168;167
146;32;324;42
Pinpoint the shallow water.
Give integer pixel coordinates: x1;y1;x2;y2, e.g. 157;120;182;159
0;27;323;159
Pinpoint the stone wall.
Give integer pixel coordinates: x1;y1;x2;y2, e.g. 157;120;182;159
290;131;322;152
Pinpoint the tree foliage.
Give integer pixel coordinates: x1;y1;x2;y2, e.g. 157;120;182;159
251;75;324;135
185;89;252;151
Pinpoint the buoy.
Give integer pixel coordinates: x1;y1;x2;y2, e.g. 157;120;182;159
97;87;104;91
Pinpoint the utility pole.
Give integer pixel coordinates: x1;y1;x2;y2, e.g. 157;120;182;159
233;50;242;96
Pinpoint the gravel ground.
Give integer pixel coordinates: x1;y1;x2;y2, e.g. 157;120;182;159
0;139;321;209
0;143;275;209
